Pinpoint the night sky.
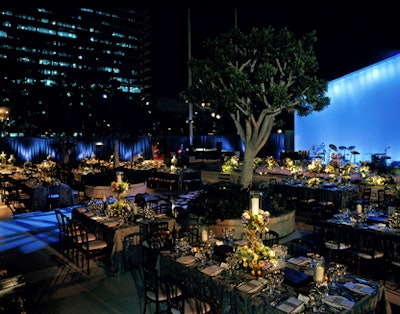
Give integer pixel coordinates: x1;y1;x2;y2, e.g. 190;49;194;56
149;2;400;98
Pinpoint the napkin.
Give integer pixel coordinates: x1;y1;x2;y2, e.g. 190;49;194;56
104;221;119;228
176;255;197;265
200;265;224;277
234;239;249;246
322;295;355;309
236;279;264;294
343;281;375;295
276;296;304;313
287;256;310;266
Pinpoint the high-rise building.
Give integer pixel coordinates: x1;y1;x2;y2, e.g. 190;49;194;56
0;7;152;135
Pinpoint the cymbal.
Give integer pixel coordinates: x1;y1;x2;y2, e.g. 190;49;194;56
351;151;360;155
339;146;347;150
348;145;355;150
329;144;337;151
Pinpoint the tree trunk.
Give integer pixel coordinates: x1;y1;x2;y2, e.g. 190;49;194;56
239;147;257;188
113;139;120;168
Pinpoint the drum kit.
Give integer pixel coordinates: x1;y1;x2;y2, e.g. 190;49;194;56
329;144;360;163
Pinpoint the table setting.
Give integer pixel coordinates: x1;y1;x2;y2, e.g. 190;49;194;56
158;203;390;314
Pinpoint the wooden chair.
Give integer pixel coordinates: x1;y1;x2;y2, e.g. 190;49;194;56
384;234;400;285
142;253;183;314
70;219;107;275
122;232;142;272
344;227;384;279
178;225;200;244
316;221;351;264
143;221;171;250
170;291;220;314
286;237;317;258
46;185;60;210
54;209;67;253
260;229;280;247
355;187;371;207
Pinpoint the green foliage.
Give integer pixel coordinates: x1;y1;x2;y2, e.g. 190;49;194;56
183;26;329;118
186;182;289;225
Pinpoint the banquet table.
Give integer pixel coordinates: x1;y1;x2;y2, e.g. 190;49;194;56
28;183;74;211
72;208;176;276
159;249;391;314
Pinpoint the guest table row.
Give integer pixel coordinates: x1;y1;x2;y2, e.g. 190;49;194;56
71;205;176;276
158;247;391;314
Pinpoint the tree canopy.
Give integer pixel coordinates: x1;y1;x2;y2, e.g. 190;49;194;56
182;26;330;188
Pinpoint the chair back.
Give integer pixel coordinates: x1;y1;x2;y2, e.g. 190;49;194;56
261;229;280;247
123;232;142;270
286;237;317;257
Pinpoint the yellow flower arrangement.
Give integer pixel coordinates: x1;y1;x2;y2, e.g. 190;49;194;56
307;177;322;187
108;199;131;218
110;181;130;196
38;156;57;181
237;209;276;275
284;158;303;176
221;155;240;173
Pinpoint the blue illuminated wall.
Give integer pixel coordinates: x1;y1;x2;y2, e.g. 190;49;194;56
295;53;400;163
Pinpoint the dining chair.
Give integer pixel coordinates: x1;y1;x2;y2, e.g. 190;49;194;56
54;209;68;254
354;187;371;207
178;225;200;244
46;185;60;210
170;290;220;314
297;187;316;212
142;254;183;314
143;221;171;250
316;222;351;264
377;189;392;211
344;227;384;279
383;234;400;285
286;237;317;258
122;232;142;272
260;229;280;247
68;218;107;274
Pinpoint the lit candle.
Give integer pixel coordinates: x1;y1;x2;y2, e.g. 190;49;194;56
117;174;122;184
314;265;325;283
251;198;259;216
201;228;208;242
356;204;362;214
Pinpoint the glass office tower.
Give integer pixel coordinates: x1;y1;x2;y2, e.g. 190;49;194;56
0;7;152;135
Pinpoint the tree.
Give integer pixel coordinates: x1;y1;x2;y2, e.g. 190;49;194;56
182;26;330;188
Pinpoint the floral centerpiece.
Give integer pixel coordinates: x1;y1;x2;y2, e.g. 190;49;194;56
107;198;131;218
110;180;130;199
236;209;276;276
38;155;58;184
221;155;240;173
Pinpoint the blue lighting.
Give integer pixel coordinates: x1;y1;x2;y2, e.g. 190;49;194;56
295;53;400;163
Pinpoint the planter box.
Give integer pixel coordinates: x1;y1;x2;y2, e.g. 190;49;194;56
202;210;296;240
84;181;147;199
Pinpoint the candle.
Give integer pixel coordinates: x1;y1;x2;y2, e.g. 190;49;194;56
356;204;362;214
251;198;259;216
314;265;325;283
117;174;122;183
102;194;107;203
133;204;138;215
201;228;208;242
